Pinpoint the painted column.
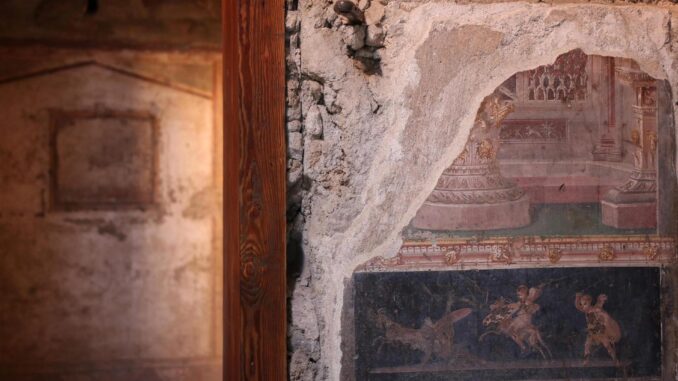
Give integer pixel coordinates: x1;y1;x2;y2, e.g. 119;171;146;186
411;93;531;231
593;57;623;162
601;67;657;229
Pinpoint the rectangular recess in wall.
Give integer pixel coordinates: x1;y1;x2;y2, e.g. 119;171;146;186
49;109;158;211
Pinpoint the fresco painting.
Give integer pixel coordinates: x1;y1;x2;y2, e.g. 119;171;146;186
354;268;662;380
404;50;675;239
352;51;675;381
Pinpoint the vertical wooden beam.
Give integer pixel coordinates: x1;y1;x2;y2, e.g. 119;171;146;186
224;0;287;380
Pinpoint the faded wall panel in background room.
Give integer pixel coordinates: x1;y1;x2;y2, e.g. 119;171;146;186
50;109;158;210
0;49;223;381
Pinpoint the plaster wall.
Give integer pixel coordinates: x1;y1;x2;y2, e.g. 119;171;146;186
0;50;223;381
285;2;678;380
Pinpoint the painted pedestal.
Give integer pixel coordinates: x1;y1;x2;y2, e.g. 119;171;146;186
601;67;657;229
411;93;530;231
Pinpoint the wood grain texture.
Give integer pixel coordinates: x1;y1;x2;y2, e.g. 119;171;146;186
224;0;287;380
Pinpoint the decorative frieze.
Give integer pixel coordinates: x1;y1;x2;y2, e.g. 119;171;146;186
357;236;676;272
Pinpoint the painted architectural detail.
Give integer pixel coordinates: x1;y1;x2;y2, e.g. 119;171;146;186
499;119;567;143
358;236;676;271
406;52;670;234
521;49;588;102
490;245;514;264
616;68;657;187
547;248;563;264
602;65;658;229
644;245;659;261
444;249;460;265
411;93;531;230
598;245;615;261
593;57;623;162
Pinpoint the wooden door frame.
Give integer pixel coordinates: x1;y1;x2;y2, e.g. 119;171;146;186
224;1;288;380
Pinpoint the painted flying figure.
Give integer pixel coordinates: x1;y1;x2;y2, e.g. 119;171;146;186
481;284;552;359
574;293;621;364
372;307;473;364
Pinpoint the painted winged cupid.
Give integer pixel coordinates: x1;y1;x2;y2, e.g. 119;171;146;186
480;284;552;359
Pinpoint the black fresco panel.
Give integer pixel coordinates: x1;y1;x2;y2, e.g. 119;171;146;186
354;267;661;381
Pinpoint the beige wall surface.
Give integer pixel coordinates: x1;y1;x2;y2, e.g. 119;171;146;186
0;50;223;381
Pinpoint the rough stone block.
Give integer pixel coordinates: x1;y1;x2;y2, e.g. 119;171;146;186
287;159;303;186
286;11;301;33
305;105;324;138
340;25;366;51
301;80;323;106
288;131;304;160
365;2;385;25
366;25;385;47
323;85;341;114
288;120;302;132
